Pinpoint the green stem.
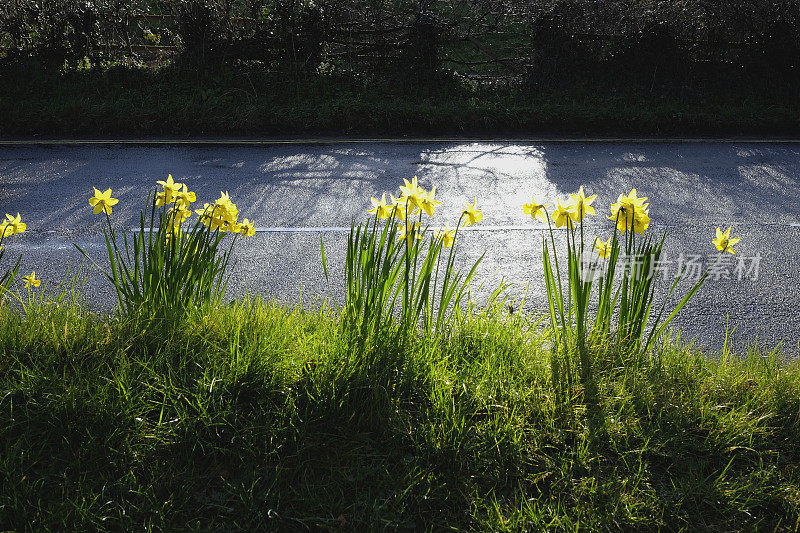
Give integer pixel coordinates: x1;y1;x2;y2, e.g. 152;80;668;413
545;212;569;353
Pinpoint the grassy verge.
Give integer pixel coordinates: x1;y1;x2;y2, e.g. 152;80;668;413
1;298;798;530
1;60;799;138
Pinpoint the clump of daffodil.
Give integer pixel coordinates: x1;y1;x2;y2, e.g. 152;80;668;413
523;196;550;223
22;271;40;288
713;226;740;254
462;199;483;226
524;184;749;370
77;175;256;323
330;177;484;341
436;224;456;247
608;188;650;234
89;188;119;215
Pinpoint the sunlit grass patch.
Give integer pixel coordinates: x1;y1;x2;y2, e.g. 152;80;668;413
1;297;798;530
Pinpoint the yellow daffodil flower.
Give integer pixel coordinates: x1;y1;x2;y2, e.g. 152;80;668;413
367;193;393;219
713;226;740;254
216;191;232;205
195;203;226;231
167;205;192;226
594;236;612;258
610;189;649;212
238;218;256;237
390;194;410;221
398;221;422;243
22;271;40;288
632;210;651;234
435;224;456;247
193;193;240;233
155;191;169;207
462;198;483;226
622;188;648;208
569;186;598;222
174;184;196;210
608;189;650;233
89;188;119;215
157;174;184;204
523;196;550;223
419;186;442;217
553;200;576;229
195;203;213;220
608;202;632;233
1;213;26;236
179;184;196;202
216;192;238;214
399;176;427;210
211;192;240;230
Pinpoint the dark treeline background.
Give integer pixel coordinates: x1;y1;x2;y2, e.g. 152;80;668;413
1;0;799;91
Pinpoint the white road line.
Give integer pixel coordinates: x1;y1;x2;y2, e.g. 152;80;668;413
251;225;547;233
129;224;683;233
128;225;550;233
130;223;799;233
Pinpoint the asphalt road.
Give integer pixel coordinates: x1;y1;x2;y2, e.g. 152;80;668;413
1;141;798;351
